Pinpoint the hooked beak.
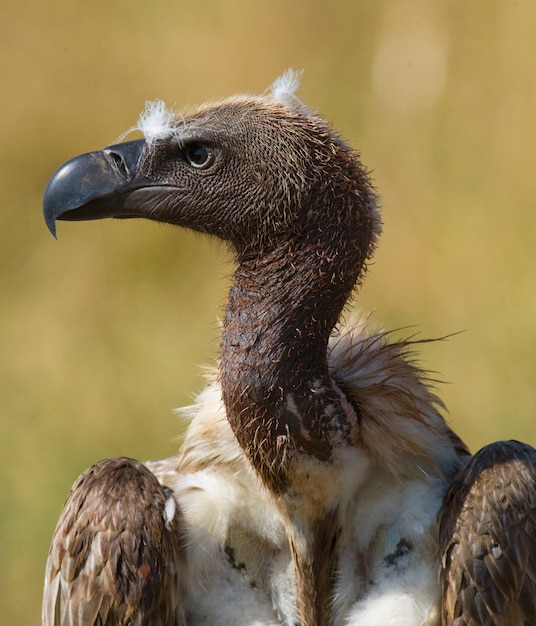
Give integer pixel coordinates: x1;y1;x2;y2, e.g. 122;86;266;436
43;139;146;237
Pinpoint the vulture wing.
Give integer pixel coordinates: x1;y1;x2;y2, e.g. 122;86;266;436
440;440;536;625
42;457;185;626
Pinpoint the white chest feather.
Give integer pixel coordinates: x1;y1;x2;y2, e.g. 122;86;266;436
167;452;442;625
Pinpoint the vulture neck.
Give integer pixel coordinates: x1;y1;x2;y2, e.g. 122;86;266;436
221;236;357;491
221;232;362;626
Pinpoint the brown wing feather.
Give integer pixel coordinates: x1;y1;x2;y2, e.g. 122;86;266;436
43;457;186;626
439;440;536;625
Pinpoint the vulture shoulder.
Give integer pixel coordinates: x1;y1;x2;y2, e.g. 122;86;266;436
43;457;185;626
440;439;536;625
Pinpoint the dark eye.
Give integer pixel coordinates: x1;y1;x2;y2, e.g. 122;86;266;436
184;143;212;169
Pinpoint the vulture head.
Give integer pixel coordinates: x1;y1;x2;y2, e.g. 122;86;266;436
45;72;379;260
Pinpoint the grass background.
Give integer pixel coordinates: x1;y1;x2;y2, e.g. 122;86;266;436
2;1;536;622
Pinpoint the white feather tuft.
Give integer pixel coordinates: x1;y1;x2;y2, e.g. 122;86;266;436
270;69;304;107
163;495;176;529
135;99;177;146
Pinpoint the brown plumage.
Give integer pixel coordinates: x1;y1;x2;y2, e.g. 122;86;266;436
43;457;185;626
42;72;536;625
440;441;536;625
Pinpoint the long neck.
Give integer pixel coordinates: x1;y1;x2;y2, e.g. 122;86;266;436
221;235;357;493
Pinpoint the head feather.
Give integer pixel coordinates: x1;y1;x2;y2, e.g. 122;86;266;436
134;99;177;147
269;69;304;108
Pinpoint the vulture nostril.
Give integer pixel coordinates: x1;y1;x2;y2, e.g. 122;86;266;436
107;150;130;179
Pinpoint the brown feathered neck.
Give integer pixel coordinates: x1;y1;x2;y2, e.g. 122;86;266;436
220;140;378;494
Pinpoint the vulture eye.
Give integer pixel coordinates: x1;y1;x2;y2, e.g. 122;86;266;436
184;143;213;169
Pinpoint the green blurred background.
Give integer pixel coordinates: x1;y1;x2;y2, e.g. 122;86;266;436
2;0;536;622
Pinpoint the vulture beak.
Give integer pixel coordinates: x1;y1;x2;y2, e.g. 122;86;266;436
43;139;146;237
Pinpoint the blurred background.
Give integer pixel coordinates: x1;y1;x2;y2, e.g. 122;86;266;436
2;0;536;622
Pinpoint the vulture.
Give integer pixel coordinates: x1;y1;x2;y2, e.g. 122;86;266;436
42;72;536;626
